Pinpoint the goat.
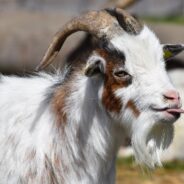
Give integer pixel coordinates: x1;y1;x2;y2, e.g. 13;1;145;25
0;8;184;184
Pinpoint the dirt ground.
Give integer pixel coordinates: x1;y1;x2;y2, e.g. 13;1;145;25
116;158;184;184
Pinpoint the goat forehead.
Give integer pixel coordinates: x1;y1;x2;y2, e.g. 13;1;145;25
110;26;164;72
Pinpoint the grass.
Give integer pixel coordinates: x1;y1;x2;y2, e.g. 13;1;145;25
116;156;135;167
142;16;184;25
117;156;184;171
164;160;184;171
116;157;184;184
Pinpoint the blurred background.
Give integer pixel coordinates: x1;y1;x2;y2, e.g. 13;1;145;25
0;0;184;183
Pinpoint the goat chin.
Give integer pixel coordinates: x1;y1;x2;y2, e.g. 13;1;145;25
131;112;174;168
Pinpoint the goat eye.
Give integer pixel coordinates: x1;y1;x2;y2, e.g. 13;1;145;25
114;70;129;78
113;70;132;84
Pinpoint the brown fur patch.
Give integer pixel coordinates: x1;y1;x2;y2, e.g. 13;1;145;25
25;149;36;161
52;85;69;127
126;100;140;117
25;168;37;182
42;154;63;184
97;49;130;113
24;149;37;182
53;153;61;169
102;85;122;113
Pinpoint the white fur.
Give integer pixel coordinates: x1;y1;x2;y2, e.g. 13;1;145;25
0;25;180;184
0;73;126;184
111;26;176;168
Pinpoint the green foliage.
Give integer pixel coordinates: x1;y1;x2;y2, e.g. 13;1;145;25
164;160;184;171
116;156;134;167
143;16;184;25
117;156;184;171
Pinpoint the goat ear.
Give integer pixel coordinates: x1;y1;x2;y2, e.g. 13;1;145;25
163;44;184;60
84;55;105;77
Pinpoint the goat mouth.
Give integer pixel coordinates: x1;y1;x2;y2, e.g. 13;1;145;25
151;107;184;121
152;107;184;113
151;106;184;120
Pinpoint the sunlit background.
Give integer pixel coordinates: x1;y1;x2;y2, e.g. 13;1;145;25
0;0;184;183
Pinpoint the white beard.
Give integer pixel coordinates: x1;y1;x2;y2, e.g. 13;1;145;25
131;112;174;168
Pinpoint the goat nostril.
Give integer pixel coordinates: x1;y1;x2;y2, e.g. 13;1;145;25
163;90;180;101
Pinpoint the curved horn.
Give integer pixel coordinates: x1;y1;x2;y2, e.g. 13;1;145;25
37;9;142;71
36;10;119;71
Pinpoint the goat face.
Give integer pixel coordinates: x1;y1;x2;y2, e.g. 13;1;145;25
85;26;184;168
